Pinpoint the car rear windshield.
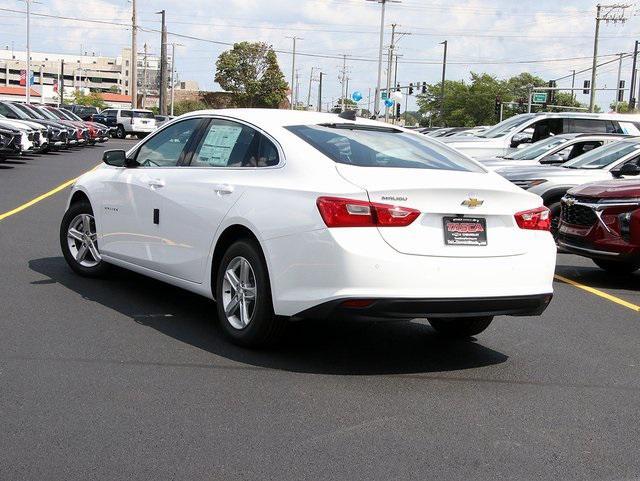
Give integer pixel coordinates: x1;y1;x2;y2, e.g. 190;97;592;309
134;111;155;119
287;124;484;172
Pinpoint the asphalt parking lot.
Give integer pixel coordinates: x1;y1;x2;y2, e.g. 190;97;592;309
1;142;639;481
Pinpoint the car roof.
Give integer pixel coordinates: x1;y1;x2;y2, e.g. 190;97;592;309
181;108;390;129
531;111;640;121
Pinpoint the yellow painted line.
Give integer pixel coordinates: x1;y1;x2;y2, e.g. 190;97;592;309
554;274;640;313
0;165;99;222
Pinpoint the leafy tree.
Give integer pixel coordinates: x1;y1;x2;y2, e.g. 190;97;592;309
70;90;107;109
173;99;209;116
215;42;288;108
108;85;119;93
609;101;630;113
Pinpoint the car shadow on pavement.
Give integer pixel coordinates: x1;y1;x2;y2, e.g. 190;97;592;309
556;264;640;292
29;256;508;375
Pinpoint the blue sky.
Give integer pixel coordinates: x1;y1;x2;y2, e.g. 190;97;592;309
3;0;640;112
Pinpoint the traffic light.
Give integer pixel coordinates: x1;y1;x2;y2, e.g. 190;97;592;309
495;96;501;117
395;102;401;120
583;80;591;94
548;80;556;105
422;82;427;94
409;83;414;95
618;80;625;102
396;83;401;92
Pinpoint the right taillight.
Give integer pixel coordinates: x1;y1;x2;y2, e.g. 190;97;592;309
317;196;420;228
514;206;551;231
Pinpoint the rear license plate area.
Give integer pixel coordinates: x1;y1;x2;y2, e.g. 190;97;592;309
443;217;487;246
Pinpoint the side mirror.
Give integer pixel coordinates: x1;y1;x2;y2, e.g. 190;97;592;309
511;132;532;148
614;162;640;178
102;149;127;167
540;153;565;165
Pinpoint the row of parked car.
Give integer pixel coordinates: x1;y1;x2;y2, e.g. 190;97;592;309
436;112;640;275
0;102;111;159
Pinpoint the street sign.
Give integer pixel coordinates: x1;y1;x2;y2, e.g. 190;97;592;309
532;92;548;103
381;92;388;100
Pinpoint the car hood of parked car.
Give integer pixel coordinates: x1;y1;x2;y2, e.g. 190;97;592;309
568;179;640;199
497;165;590;180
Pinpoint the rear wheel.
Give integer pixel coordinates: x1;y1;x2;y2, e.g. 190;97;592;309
115;125;126;139
428;316;493;338
215;239;286;347
593;259;640;275
60;201;110;277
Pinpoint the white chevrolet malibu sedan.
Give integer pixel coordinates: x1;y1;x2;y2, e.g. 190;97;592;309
60;109;556;347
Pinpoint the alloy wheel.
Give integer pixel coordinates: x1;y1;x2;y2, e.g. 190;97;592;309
221;256;257;329
66;213;101;268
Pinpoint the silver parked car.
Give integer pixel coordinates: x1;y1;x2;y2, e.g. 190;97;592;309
497;137;640;235
479;133;627;170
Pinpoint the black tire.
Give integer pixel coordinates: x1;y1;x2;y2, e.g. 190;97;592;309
60;201;110;278
593;259;640;275
115;125;126;139
214;239;285;347
136;133;148;139
428;316;494;338
548;200;562;240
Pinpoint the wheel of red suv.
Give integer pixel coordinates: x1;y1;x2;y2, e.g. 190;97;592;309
593;259;640;275
548;200;562;239
215;239;286;347
428;316;494;338
60;201;110;277
115;125;126;139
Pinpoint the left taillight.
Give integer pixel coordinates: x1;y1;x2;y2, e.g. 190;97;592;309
514;206;551;231
316;196;420;228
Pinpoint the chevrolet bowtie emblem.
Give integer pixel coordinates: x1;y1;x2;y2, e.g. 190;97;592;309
564;198;576;206
462;197;484;208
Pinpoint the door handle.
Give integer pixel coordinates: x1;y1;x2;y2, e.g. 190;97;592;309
212;183;234;195
147;178;165;189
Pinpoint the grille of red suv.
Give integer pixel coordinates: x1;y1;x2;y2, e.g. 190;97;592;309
561;198;598;227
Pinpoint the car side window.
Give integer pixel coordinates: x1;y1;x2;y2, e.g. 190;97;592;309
569;119;607;133
120;110;132;119
190;119;278;167
134;118;201;167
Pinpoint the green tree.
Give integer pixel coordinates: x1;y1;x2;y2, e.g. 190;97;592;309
215;42;288;108
609;101;630;113
173;99;209;116
70;90;107;109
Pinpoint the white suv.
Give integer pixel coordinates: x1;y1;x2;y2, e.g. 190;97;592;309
102;109;157;139
442;112;640;158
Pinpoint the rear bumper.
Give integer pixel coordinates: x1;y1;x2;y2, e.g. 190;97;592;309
294;294;553;321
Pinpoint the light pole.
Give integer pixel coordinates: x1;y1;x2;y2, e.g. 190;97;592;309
24;0;33;103
440;40;447;124
130;0;137;108
169;43;184;116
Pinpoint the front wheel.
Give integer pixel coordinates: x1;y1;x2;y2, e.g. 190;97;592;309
593;259;640;275
60;201;110;277
115;125;126;139
428;316;494;338
215;239;285;347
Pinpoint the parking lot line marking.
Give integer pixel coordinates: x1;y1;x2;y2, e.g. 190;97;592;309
0;165;99;223
554;274;640;313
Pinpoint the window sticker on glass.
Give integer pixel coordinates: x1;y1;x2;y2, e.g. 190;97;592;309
197;125;243;166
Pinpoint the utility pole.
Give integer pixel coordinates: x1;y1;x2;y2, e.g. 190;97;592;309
345;76;350;108
630;40;639;109
294;70;301;109
317;71;324;112
339;54;349;111
589;3;631;112
615;52;623;112
59;59;64;105
307;67;317;110
142;43;148;109
366;0;400;118
440;40;448;123
131;0;137;108
157;9;168;115
286;36;302;110
571;69;576;101
25;0;32;103
384;23;397;122
169;43;183;116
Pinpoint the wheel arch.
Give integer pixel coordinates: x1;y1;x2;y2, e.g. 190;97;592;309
65;186;93;211
540;187;570;206
210;224;269;300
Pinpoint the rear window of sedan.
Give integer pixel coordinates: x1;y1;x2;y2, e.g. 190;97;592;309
287;123;484;172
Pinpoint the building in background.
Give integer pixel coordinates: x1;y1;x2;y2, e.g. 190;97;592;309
0;47;181;106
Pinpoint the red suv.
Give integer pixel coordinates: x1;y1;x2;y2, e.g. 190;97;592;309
557;176;640;274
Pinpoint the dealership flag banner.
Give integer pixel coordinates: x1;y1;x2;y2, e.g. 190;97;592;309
19;70;35;87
